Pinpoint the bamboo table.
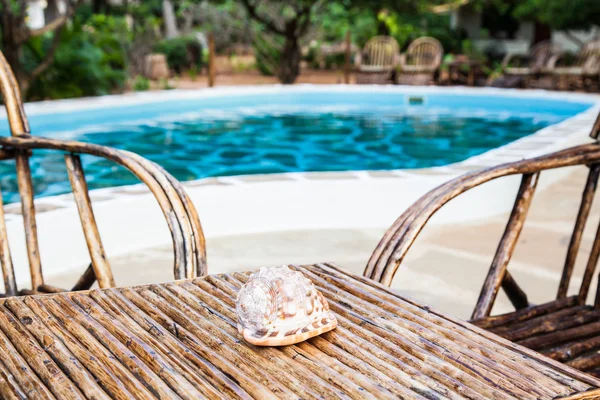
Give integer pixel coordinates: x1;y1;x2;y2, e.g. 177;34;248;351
1;263;599;399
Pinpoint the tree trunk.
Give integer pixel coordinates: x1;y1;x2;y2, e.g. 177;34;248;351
44;0;60;23
163;0;179;39
277;35;300;84
93;0;110;14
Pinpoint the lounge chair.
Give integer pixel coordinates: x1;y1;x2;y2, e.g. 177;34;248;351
0;50;206;296
502;40;561;88
365;111;600;376
355;36;399;84
547;39;600;91
397;37;443;85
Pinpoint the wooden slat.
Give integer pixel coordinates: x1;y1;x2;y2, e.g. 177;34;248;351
0;358;26;400
558;165;600;299
15;152;43;289
0;263;597;399
87;290;236;399
71;263;96;291
493;306;600;342
581;217;600;304
591;108;600;140
65;154;114;288
0;51;29;136
0;314;55;399
472;173;539;319
36;284;64;294
559;388;600;400
317;262;600;387
300;268;562;398
0;305;84;399
4;298;111;400
0;187;17;296
502;271;530;310
472;296;579;329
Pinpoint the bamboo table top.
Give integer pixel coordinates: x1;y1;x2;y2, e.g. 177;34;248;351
1;263;600;400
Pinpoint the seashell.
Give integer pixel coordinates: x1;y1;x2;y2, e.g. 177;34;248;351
236;265;337;346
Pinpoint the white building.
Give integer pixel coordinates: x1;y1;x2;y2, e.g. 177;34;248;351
446;3;599;55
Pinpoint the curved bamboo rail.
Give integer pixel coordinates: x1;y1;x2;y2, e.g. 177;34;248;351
365;142;600;288
0;50;207;296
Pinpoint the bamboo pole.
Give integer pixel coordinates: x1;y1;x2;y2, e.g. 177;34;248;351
344;31;351;84
208;33;216;88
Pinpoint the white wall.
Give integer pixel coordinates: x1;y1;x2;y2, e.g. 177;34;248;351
553;27;600;52
452;7;599;54
26;0;46;29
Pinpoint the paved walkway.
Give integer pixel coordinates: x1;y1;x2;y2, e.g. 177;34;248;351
53;165;599;319
166;70;347;90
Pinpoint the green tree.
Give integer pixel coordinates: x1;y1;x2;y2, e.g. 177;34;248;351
0;0;83;96
514;0;600;31
513;0;600;46
240;0;325;84
239;0;446;84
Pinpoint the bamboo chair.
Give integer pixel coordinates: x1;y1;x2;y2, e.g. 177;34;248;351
502;40;560;88
397;37;443;85
355;36;400;84
365;112;600;377
0;50;206;297
547;39;600;91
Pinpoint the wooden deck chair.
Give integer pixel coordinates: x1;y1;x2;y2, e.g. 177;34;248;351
547;39;600;91
355;36;400;84
502;40;561;88
397;37;443;85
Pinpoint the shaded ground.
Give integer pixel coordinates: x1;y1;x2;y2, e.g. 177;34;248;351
52;165;600;320
160;70;351;90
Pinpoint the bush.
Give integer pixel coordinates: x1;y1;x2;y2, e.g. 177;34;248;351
154;36;203;74
25;15;128;100
132;75;150;91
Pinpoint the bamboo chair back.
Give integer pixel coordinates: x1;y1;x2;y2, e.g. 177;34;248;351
529;40;559;70
366;110;600;320
405;37;443;70
578;40;600;71
0;50;206;297
362;36;399;70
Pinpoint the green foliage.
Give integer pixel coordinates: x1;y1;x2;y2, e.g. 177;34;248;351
306;42;347;70
154;36;203;74
187;65;199;80
230;55;256;73
311;2;462;55
317;3;377;46
513;0;600;31
159;78;175;90
132;75;150;91
253;34;281;76
25;15;128;100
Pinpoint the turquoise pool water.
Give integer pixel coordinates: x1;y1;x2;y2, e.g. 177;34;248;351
0;89;593;203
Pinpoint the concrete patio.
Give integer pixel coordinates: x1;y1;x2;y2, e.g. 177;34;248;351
51;164;600;320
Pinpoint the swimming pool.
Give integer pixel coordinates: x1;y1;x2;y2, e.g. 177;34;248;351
0;87;593;203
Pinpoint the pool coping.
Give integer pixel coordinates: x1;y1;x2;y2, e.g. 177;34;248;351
1;85;599;285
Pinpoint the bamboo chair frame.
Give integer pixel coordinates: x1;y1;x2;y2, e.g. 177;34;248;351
502;40;560;78
365;111;600;375
397;36;443;85
0;50;207;297
355;36;400;84
547;39;600;91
